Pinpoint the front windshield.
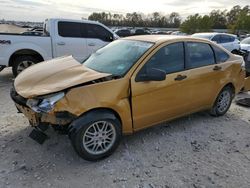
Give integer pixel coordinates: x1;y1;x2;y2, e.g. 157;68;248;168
241;37;250;44
192;34;213;40
84;40;154;76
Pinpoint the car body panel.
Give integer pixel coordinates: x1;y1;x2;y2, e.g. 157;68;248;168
53;78;133;134
241;44;250;51
14;55;111;98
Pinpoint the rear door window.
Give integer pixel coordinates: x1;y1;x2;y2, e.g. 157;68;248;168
86;24;113;41
58;21;82;38
212;35;221;43
220;35;233;43
185;42;215;69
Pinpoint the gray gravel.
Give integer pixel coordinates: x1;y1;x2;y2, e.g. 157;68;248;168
1;68;250;188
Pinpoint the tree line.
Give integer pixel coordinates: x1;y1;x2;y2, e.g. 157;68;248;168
88;12;181;28
88;5;250;34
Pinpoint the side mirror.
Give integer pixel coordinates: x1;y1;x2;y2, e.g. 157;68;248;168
136;68;166;82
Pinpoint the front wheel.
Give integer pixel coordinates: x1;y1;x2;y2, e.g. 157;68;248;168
70;117;122;161
209;86;233;116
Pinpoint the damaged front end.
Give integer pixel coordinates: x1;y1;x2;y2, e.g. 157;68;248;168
10;88;76;128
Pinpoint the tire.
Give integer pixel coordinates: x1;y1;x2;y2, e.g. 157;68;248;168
12;55;40;77
69;113;122;161
209;86;233;116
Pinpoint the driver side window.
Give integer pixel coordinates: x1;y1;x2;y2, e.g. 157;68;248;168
143;42;185;74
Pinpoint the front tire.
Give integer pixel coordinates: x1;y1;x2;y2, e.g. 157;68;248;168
209;86;233;116
69;116;122;161
12;56;39;77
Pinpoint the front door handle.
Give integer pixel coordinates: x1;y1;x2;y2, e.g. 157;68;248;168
213;65;222;71
174;75;187;81
88;43;95;46
57;41;65;46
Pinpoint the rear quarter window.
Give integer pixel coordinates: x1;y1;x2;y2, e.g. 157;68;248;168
213;46;230;63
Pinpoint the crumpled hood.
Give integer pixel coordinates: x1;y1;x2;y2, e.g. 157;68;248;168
14;56;111;98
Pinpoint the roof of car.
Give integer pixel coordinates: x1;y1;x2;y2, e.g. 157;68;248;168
193;32;237;37
122;35;209;44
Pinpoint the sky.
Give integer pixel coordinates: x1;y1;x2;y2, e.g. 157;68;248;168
0;0;249;22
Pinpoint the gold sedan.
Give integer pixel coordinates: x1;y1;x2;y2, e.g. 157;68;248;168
11;35;248;161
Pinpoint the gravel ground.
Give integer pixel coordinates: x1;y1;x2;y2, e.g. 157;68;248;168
1;68;250;188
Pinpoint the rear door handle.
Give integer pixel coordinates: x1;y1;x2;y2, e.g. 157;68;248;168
57;42;65;45
213;65;222;71
174;75;187;81
88;43;95;46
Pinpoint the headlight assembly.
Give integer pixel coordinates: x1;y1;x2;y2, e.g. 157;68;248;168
26;92;65;113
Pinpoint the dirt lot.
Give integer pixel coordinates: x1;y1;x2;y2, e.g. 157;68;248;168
0;24;26;33
1;68;250;188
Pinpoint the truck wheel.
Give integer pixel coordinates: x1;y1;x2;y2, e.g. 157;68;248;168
209;86;233;116
12;56;39;77
69;115;122;161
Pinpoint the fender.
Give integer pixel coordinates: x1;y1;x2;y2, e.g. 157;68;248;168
68;109;118;140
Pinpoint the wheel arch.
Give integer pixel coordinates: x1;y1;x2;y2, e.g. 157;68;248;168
68;107;122;139
212;82;235;107
9;49;44;67
223;82;235;96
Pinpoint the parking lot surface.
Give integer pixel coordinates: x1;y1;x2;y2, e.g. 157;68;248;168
1;68;250;188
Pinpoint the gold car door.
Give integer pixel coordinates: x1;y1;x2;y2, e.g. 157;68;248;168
130;42;194;131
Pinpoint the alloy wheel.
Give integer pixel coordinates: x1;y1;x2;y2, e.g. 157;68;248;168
82;121;116;155
217;90;231;113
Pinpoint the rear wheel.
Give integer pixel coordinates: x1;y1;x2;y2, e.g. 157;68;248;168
209;86;233;116
12;56;40;77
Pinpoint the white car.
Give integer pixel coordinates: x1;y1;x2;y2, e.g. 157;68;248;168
0;18;118;76
192;33;240;52
240;37;250;52
171;31;187;36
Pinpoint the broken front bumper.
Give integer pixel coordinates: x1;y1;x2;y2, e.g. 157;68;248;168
10;88;76;127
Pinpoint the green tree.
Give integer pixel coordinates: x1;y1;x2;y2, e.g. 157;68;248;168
209;10;227;29
169;12;181;28
180;14;212;34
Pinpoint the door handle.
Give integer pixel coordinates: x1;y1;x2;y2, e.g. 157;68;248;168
174;75;187;81
213;65;222;71
57;42;65;45
88;43;96;46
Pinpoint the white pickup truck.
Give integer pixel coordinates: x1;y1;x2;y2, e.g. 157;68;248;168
0;18;118;76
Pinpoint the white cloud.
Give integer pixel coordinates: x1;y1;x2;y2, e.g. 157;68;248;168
0;0;249;21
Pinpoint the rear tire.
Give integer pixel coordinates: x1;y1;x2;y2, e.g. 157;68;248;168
69;115;122;161
209;86;233;116
12;55;40;77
